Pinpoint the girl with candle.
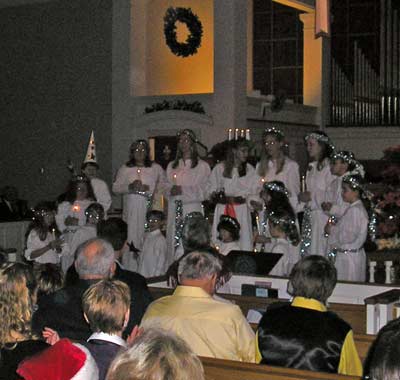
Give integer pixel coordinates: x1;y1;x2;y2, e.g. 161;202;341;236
251;127;300;212
208;138;257;251
165;129;211;263
25;202;69;265
113;139;166;271
298;131;335;256
55;175;95;234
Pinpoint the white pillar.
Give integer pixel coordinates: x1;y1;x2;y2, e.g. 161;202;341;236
213;0;248;143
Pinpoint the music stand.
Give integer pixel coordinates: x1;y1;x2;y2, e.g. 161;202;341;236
226;250;283;276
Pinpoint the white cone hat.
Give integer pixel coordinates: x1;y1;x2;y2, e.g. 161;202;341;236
83;130;97;164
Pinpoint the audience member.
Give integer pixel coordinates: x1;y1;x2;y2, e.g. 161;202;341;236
0;263;49;380
141;251;255;362
34;263;64;303
106;328;205;380
256;255;361;376
0;185;29;221
97;218;153;336
137;210;167;278
363;317;400;380
32;238;116;340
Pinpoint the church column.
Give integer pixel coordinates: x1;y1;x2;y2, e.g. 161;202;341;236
300;12;331;128
213;0;248;142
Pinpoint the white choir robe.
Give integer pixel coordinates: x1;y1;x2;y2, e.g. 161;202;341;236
253;158;300;211
327;200;368;282
298;160;335;256
56;200;94;233
208;163;257;252
217;241;241;256
90;177;112;212
24;230;69;265
324;174;349;218
165;159;211;264
62;224;97;273
113;163;166;271
138;229;168;278
269;237;295;277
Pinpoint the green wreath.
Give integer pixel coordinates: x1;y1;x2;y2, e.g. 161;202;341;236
163;7;203;58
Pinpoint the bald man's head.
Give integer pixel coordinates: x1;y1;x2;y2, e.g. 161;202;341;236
75;238;115;279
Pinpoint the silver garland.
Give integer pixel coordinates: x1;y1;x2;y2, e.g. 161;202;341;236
142;192;153;232
174;199;184;250
299;206;312;256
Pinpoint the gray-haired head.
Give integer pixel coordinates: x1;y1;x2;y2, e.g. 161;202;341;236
75;238;115;279
178;251;222;282
181;214;211;253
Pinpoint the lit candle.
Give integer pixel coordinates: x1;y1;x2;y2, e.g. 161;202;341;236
234;128;239;140
255;214;261;234
300;175;307;192
228;128;233;141
72;204;80;214
137;168;141;181
52;228;56;241
172;173;177;185
240;129;245;138
246;129;250;140
261;177;266;185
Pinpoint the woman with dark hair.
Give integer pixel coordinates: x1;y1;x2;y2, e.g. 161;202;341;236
298;131;336;256
0;263;49;380
256;255;361;376
208;138;257;251
113;140;166;271
165;130;211;264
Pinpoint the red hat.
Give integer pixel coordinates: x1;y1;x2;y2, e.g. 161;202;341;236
17;339;98;380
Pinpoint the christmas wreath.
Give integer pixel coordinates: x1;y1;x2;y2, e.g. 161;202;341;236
163;7;203;58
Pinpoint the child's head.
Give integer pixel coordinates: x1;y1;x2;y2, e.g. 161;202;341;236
81;162;99;180
82;279;130;335
85;203;105;225
268;209;300;245
35;263;64;300
305;131;334;163
261;181;290;208
262;127;285;158
65;175;95;203
342;174;364;203
330;150;357;176
146;210;165;232
32;201;56;228
217;215;240;243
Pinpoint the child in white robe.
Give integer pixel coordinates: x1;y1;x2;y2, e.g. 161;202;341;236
216;215;241;256
66;203;105;272
138;210;167;278
165;130;211;264
322;151;364;219
325;174;369;282
298;131;335;256
25;202;68;265
268;208;301;277
113;140;166;271
208;138;257;251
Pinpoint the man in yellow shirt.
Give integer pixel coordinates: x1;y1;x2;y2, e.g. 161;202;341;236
141;250;256;362
256;255;362;376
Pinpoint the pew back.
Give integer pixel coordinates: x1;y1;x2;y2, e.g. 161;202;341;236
200;357;360;380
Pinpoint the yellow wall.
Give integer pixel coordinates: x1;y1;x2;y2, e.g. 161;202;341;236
131;0;213;96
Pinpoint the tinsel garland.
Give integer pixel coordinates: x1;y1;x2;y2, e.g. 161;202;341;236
174;199;184;250
368;211;378;241
299;206;312;256
140;191;153;232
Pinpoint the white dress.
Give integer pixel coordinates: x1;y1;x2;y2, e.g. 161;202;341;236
68;225;97;257
217;241;241;256
113;163;166;271
208;163;257;251
24;230;69;265
269;237;293;277
299;160;335;256
327;200;368;282
324;174;349;218
138;229;168;278
90;177;112;212
165;159;211;264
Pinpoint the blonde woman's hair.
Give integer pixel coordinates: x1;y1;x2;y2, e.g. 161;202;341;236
0;263;37;347
82;279;130;334
106;328;205;380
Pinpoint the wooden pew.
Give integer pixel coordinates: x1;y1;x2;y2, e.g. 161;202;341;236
200;357;360;380
148;286;367;334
